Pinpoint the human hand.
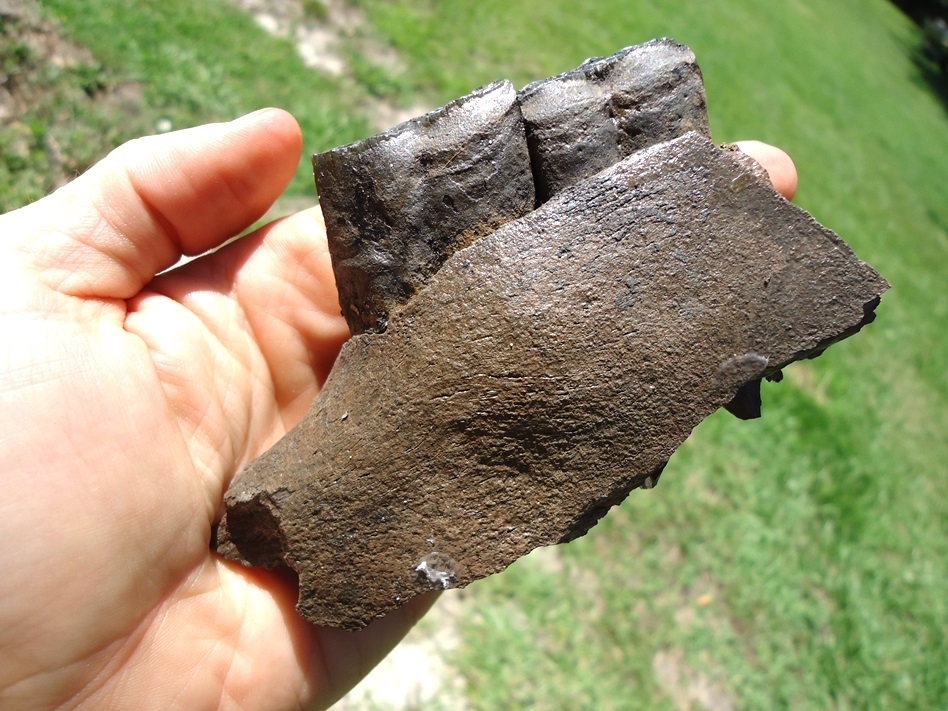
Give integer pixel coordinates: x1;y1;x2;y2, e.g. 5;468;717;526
734;139;798;200
0;107;796;710
0;108;434;710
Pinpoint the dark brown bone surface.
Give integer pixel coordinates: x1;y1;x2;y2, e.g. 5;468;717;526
216;128;887;629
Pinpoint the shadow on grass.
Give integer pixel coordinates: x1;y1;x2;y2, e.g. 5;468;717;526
912;48;948;114
886;1;948;111
898;8;948;114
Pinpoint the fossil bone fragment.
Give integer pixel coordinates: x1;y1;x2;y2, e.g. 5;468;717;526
216;130;888;629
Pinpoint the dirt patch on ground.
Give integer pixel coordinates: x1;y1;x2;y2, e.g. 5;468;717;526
1;0;99;121
232;0;430;132
334;590;471;710
1;0;151;209
653;648;737;711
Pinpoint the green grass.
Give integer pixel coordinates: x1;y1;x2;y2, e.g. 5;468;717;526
1;9;126;211
5;0;946;707
2;0;369;211
352;0;948;708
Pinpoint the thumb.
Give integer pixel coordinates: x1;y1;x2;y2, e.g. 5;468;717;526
734;140;798;200
3;108;302;300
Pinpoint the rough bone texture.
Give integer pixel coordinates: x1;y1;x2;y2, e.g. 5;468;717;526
216;130;888;629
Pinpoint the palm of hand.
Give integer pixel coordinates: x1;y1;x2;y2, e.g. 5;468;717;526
0;110;429;710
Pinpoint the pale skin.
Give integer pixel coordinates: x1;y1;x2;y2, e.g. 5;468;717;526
0;108;797;710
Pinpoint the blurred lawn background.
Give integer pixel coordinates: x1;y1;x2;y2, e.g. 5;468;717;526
6;0;947;708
